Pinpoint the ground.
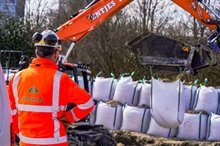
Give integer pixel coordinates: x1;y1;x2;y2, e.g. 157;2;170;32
112;130;220;146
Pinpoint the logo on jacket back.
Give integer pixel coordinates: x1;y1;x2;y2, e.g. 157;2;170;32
28;86;39;94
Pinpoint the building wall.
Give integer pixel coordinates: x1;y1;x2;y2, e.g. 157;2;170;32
0;0;5;12
0;0;25;17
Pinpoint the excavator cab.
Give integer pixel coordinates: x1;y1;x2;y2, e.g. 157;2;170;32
172;0;220;53
208;27;220;53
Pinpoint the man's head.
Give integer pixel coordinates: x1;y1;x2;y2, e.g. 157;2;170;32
32;30;61;62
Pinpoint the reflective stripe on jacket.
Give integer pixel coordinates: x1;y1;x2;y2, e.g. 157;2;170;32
8;58;94;146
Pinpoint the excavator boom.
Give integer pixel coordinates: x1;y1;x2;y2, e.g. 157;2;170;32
55;0;220;64
171;0;217;30
56;0;133;42
56;0;218;43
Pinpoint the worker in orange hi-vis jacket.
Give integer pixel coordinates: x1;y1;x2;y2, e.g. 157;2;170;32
8;30;94;146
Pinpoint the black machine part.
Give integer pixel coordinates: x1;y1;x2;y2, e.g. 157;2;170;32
128;33;217;74
63;63;117;146
62;63;91;92
67;125;116;146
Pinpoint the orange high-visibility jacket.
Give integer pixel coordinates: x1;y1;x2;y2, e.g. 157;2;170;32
8;58;94;146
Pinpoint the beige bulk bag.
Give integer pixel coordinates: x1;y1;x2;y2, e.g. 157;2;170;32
95;101;122;130
147;117;177;138
177;113;208;140
120;106;150;133
207;113;220;141
113;78;141;105
138;83;151;107
194;86;219;113
151;78;184;128
93;77;115;102
182;85;197;111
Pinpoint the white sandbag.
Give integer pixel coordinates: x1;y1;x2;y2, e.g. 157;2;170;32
206;113;220;141
147;117;177;138
120;106;150;133
182;85;197;111
113;79;141;105
177;113;208;140
92;77;116;102
138;83;151;107
194;86;219;113
151;78;184;128
95;102;122;130
119;76;133;82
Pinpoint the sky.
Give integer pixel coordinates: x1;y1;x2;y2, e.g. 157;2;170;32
25;0;59;16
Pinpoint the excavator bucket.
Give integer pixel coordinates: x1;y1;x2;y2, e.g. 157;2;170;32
128;33;216;74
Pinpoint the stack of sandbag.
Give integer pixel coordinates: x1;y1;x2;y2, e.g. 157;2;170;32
206;113;220;141
151;78;185;128
92;77;117;101
147;116;177;138
194;86;219;113
120;105;150;133
113;77;142;106
138;82;151;107
95;101;123;130
182;85;197;111
177;113;208;140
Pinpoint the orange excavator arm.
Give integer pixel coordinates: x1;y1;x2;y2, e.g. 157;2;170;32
55;0;220;62
171;0;217;30
56;0;219;43
56;0;133;42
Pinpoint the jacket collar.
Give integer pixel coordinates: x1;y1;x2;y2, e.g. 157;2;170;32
30;58;58;69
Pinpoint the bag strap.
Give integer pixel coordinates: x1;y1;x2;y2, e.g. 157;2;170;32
140;107;148;132
198;112;202;140
206;113;211;139
189;79;198;109
132;83;139;105
194;87;201;109
177;79;182;124
108;76;115;100
217;91;220;114
113;105;118;128
168;129;172;137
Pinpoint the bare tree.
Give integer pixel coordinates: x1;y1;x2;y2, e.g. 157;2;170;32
133;0;161;32
16;0;26;17
25;0;55;30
